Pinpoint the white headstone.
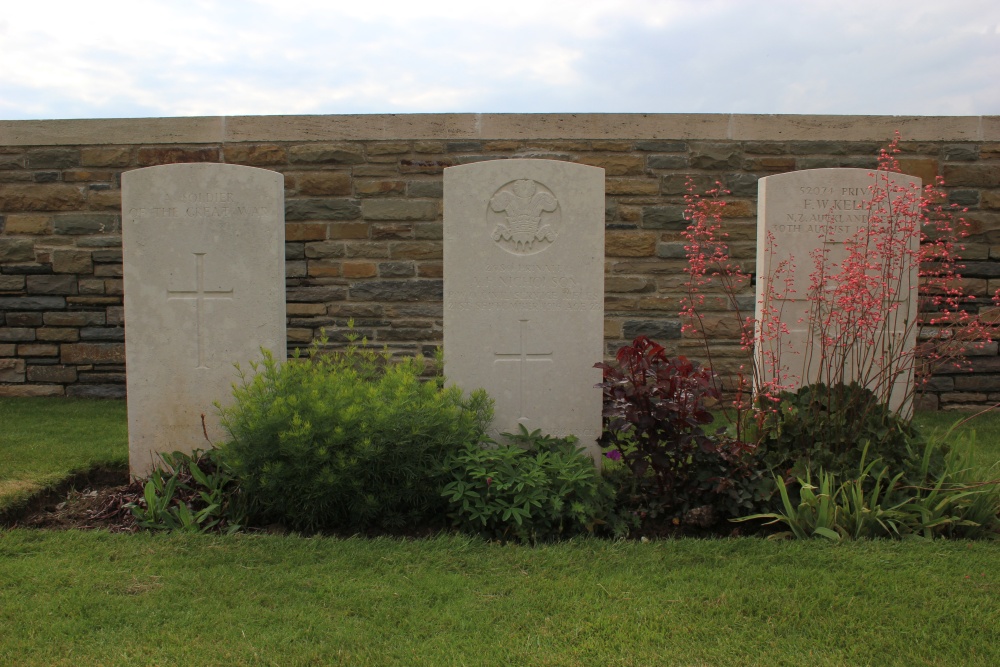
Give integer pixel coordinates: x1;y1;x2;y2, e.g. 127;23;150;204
122;163;286;477
756;168;920;414
444;159;605;457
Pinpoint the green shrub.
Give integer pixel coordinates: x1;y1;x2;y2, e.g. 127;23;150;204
441;426;623;543
127;448;247;534
218;338;492;533
751;382;927;482
735;439;1000;541
734;461;910;541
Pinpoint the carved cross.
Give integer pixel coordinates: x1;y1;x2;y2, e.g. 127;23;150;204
493;319;553;422
166;252;233;369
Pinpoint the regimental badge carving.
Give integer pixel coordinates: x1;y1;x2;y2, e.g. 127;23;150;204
488;179;561;255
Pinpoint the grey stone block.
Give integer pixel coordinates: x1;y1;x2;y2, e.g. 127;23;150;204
690;143;741;170
949;190;979;206
413;223;443;240
942;145;978;162
349;279;442;302
5;312;43;326
796;157;878;169
787;141;879;156
0;275;25;291
285;198;361;221
76;236;122;247
0;296;66;310
286;286;349;302
26;148;78;169
446;141;483;152
303;242;345;260
288;144;364;164
26;275;77;295
3;264;54;275
0;328;35;342
91;249;123;263
43;311;105;326
635;140;687;152
646;155;688;170
0;154;23;169
378;262;416;278
53;213;121;235
656;242;688;259
377;327;439;341
663;174;712;195
80;327;125;341
955;261;1000;278
407;181;443;198
642;205;687;230
742;142;788;155
0;238;34;262
623;319;682;340
384;303;443;318
725;173;760;197
361;199;439;221
285;242;305;259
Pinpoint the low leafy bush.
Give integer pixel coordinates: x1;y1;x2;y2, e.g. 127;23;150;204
736;439;1000;541
442;426;622;543
595;335;717;510
127;448;246;534
596;336;769;526
734;463;908;541
218;337;492;533
751;382;928;482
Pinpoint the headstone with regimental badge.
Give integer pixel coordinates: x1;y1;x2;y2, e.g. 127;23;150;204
122;163;286;477
444;159;604;457
756;167;920;415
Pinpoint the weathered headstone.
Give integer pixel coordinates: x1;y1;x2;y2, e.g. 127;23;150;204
122;163;286;477
444;159;604;457
756;168;920;414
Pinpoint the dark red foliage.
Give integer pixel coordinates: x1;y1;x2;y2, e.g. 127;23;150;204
595;336;722;506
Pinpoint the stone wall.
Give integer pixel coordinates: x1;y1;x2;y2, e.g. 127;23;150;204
1;114;998;407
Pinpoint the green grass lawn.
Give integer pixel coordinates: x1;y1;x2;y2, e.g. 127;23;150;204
913;409;1000;470
2;531;999;666
1;398;998;666
0;397;127;511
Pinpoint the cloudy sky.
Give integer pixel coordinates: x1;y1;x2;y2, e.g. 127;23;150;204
1;0;998;120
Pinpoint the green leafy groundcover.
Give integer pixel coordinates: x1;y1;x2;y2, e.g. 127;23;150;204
442;426;622;543
752;381;924;480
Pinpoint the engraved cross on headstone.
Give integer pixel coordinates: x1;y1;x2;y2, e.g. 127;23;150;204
166;252;233;369
493;319;553;423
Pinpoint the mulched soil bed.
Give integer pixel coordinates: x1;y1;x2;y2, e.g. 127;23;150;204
3;468;142;533
4;468;760;539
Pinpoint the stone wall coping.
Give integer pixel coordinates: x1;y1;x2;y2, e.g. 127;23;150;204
1;113;997;146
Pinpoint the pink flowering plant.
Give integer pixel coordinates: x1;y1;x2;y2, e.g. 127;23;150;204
788;138;991;409
679;134;995;479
